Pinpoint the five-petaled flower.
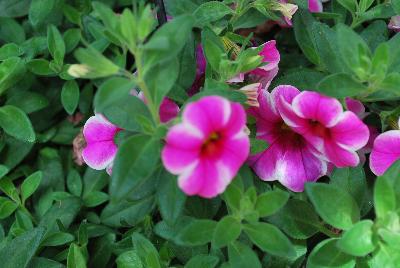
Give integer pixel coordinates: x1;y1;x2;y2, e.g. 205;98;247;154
249;85;328;192
279;91;370;167
161;96;250;198
82;114;121;175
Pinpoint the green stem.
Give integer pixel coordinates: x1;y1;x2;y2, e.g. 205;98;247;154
133;50;160;124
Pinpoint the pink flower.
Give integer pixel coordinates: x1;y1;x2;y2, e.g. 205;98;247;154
82;114;121;174
279;91;370;168
162;96;250;198
370;118;400;175
389;16;400;32
308;0;323;13
228;40;280;86
137;92;179;123
249;85;327;192
345;97;368;119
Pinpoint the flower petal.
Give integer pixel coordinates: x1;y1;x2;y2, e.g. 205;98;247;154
82;141;117;170
308;0;323;12
258;40;280;71
370;130;400;175
249;136;326;192
345;97;366;118
83;114;119;143
292;91;343;127
323;139;360;167
183;96;231;135
331;111;370;151
159;98;180;123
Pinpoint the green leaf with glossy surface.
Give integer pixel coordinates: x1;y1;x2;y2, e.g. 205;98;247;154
337;220;375;256
0;105;35;142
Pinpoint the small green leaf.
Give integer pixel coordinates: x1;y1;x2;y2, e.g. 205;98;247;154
337;220;375;256
374;174;396;219
21;171;42;203
61;80;80;115
176;219;217;246
26;59;55;76
337;0;356;12
193;1;233;27
212;216;242;248
0;196;18;219
67;169;82;197
0;105;35;142
41;232;75;247
83;191;109;207
255;189;289;217
132;233;161;268
47;25;65;65
67;243;87;268
317;73;367;98
0;177;20;203
305;183;360;230
116;250;143;268
185;255;219;268
243;222;295;258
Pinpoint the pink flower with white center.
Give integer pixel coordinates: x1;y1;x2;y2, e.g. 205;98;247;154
248;85;327;192
279;91;370;168
389;16;400;32
137;92;179;123
370;118;400;176
82;114;121;174
162;96;250;198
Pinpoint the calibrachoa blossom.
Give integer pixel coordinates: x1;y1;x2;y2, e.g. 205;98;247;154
162;96;250;198
249;85;327;192
370;118;400;175
82;114;121;174
279;91;370;167
308;0;323;13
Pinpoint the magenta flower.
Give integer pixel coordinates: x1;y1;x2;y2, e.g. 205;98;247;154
370;118;400;175
188;45;207;95
308;0;323;12
162;96;250;198
249;85;327;192
279;91;370;167
345;97;368;119
388;16;400;32
82;114;121;174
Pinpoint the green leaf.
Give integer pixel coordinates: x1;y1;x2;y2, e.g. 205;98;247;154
243;222;295;258
29;0;62;29
26;59;55;76
132;233;161;268
94;77;152;132
337;23;371;78
0;165;8;179
337;0;356;12
61;79;80;115
0;105;35;142
0;196;18;219
317;73;367;98
255;190;289;217
305;183;360;230
6;91;49;114
307;239;356;268
293;9;320;65
67;169;82;197
28;257;64;268
116;250;143;268
228;241;261;268
100;196;154;227
176;219;217;246
0;227;46;268
67;243;87;268
0;57;25;95
0;0;31;18
47;25;65;65
143;15;194;68
212;216;242;248
110;135;160;202
157;171;186;225
83;191;109;207
337;220;375;256
193;1;233;27
89;234;116;268
185;255;219;268
21;171;43;204
0;43;22;61
41;232;75;247
374;173;396;219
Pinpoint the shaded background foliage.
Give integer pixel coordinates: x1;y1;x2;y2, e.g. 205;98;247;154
0;0;399;267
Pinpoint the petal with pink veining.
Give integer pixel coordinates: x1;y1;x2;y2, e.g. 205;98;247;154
331;111;369;151
258;40;280;71
370;130;400;175
292;91;343;127
82;141;118;170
